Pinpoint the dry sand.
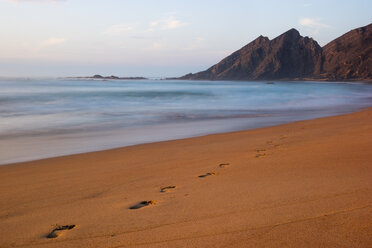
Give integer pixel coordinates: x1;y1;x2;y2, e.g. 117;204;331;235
0;109;371;248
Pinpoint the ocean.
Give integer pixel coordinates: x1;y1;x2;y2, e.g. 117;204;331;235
1;78;371;164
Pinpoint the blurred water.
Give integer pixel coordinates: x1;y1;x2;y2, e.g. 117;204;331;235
0;78;371;164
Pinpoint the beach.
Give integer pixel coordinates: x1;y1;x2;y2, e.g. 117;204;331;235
0;108;371;247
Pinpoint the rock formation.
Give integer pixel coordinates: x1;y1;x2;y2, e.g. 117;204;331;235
180;23;371;81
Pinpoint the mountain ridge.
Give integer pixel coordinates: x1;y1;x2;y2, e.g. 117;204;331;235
179;23;372;81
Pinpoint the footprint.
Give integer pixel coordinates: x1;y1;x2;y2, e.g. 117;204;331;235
160;186;176;193
255;148;267;158
47;225;76;239
129;200;155;210
255;153;266;158
219;163;230;168
198;172;216;178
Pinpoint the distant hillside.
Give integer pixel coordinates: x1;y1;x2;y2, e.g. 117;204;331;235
71;75;147;80
180;23;372;81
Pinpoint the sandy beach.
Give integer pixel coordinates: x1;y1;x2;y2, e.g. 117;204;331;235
0;108;371;248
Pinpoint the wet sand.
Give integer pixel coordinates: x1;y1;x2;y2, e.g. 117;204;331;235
0;108;371;247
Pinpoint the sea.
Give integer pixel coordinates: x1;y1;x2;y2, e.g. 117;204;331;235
1;78;371;164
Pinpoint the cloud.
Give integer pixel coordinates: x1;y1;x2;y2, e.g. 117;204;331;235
299;18;330;35
299;18;330;28
149;16;188;31
42;37;65;46
103;15;188;38
104;24;134;36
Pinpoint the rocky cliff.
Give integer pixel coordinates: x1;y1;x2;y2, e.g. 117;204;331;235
180;23;371;81
321;24;372;80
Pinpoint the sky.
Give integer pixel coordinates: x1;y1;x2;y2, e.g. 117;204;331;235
0;0;371;77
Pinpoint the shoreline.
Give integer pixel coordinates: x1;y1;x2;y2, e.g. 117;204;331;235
0;107;367;166
0;107;371;247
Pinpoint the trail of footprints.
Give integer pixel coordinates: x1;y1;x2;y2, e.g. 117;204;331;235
255;136;285;158
46;136;285;239
128;163;229;212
